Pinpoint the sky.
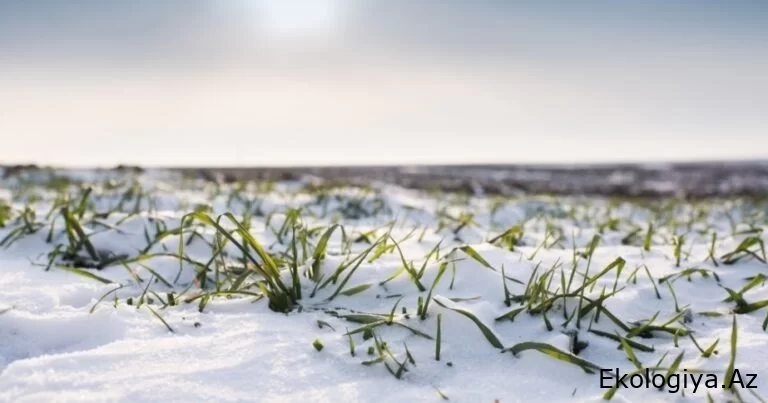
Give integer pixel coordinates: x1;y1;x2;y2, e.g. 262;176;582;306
0;0;766;167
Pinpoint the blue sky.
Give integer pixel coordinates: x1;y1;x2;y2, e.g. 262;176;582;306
0;1;766;166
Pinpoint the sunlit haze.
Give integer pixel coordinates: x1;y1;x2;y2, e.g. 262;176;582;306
1;1;766;167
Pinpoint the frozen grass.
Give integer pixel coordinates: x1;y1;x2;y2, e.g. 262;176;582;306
1;169;768;402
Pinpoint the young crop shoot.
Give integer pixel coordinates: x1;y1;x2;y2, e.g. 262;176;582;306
1;167;767;402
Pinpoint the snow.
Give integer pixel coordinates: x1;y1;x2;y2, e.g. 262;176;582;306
1;171;767;402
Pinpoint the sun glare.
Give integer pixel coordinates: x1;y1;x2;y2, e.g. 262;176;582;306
254;0;345;41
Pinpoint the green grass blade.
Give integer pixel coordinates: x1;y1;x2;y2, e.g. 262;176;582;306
433;295;503;349
503;341;603;374
723;315;738;392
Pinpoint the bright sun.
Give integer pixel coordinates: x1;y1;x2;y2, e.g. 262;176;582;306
255;0;345;41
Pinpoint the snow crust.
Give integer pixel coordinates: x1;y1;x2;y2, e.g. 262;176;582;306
1;171;767;402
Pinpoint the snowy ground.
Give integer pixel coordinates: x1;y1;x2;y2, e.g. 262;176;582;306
1;169;767;402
